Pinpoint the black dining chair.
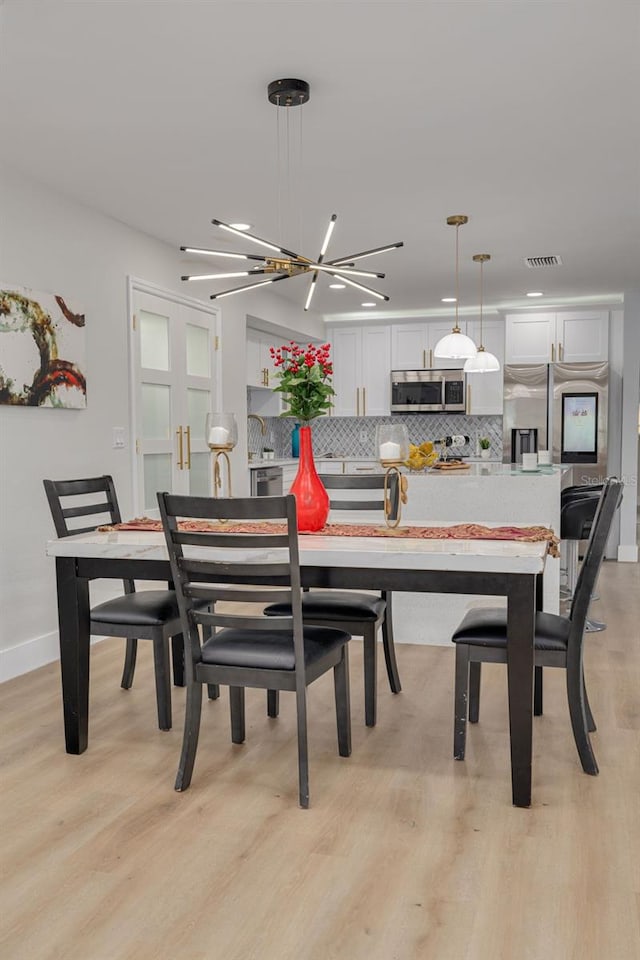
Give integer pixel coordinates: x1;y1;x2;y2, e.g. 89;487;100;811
43;475;195;730
157;491;352;808
263;472;401;727
450;477;623;775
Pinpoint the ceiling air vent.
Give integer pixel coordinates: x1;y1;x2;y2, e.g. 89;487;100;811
524;255;563;268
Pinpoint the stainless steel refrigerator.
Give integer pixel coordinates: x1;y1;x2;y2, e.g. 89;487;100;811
503;362;608;483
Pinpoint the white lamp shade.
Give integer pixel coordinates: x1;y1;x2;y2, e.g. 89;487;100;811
464;349;501;373
375;422;409;463
433;330;477;360
205;412;238;448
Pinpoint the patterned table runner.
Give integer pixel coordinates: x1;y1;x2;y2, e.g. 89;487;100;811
100;517;559;557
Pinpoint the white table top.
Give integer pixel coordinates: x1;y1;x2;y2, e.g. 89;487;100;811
47;523;548;576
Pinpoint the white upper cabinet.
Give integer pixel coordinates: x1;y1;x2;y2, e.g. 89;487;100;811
246;329;282;388
557;311;609;362
391;321;470;370
505;311;608;364
504;313;557;363
329;325;391;417
465;318;505;415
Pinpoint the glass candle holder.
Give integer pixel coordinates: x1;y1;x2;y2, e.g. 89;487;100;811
205;412;238;451
376;422;409;466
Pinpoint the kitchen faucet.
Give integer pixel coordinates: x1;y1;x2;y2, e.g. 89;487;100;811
247;414;267;460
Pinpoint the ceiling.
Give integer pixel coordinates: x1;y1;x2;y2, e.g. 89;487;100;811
1;1;639;322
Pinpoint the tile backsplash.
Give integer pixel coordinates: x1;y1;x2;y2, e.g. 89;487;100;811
249;414;503;460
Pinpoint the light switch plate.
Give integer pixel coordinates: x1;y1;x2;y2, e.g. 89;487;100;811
112;427;126;449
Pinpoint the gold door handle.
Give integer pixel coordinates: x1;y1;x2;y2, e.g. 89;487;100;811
429;348;433;367
176;426;184;469
362;386;366;416
265;368;269;386
551;343;555;362
559;343;564;361
185;425;191;469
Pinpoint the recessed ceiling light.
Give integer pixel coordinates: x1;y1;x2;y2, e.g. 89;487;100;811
526;291;544;297
329;283;346;289
441;297;457;303
361;302;376;307
229;222;252;231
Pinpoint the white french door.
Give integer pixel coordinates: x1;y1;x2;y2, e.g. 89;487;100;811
129;280;221;515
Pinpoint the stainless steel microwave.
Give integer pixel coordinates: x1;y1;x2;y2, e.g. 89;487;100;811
390;369;466;413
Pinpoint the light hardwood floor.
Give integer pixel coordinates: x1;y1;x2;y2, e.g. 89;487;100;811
1;562;639;960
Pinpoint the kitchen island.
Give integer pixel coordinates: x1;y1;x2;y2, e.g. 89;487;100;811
392;463;572;645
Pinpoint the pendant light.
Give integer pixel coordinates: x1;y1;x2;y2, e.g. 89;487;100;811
464;254;501;373
433;215;477;361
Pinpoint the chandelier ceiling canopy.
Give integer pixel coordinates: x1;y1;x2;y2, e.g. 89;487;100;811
181;79;403;311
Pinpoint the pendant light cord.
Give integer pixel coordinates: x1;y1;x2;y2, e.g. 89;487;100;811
455;223;460;333
479;257;484;348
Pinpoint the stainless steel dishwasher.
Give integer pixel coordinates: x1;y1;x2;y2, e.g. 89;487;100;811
250;465;283;497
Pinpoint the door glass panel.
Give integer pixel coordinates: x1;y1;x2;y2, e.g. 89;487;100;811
189;452;211;496
187;388;211;438
140;310;170;371
186;324;210;378
141;383;171;440
143;454;172;511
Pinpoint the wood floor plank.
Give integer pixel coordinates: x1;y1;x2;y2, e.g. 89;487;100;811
1;563;638;960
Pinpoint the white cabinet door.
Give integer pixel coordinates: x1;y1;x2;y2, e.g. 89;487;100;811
465;318;504;415
132;287;219;514
391;323;429;369
247;330;281;387
330;327;361;416
361;325;391;416
330;325;391;417
557;310;608;362
505;313;556;363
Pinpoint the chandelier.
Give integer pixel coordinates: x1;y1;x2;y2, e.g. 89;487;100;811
180;79;403;311
433;215;478;361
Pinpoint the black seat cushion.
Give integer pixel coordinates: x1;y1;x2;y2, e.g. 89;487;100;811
200;625;350;671
264;591;386;623
452;606;571;652
90;590;208;627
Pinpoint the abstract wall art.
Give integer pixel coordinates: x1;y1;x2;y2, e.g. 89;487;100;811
0;285;87;408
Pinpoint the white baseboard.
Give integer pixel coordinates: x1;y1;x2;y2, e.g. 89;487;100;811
617;544;639;562
0;632;105;683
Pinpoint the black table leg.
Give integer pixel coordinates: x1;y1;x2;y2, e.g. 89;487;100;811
506;574;536;807
56;557;90;754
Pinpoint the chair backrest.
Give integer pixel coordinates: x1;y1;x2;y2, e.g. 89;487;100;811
568;477;624;644
157;493;305;681
318;472;399;521
43;475;134;594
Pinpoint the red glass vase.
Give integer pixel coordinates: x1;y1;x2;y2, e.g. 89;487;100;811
288;425;330;532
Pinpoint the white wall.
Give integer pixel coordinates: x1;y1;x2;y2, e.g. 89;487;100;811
0;164;323;679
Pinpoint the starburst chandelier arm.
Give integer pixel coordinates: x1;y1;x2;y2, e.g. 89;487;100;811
309;264;385;279
181;269;271;282
328;241;404;266
304;274;319;312
180;246;268;262
326;272;389;301
211;219;303;261
318;214;337;260
209;274;290;301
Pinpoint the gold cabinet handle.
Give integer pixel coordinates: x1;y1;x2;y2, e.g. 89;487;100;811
466;383;471;415
559;343;564;361
429;348;433;367
551;343;555;362
356;387;360;416
362;386;366;416
185;425;191;469
423;348;426;368
176;426;184;469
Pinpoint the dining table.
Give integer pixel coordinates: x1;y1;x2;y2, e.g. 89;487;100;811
46;522;549;808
